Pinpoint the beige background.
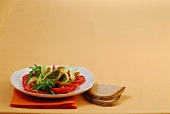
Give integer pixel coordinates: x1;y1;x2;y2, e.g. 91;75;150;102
1;0;170;113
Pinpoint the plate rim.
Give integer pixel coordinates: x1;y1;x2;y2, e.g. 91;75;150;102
10;65;95;98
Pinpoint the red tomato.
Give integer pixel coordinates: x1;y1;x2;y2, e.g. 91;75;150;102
72;75;85;85
24;86;47;94
55;80;79;90
22;74;46;94
23;74;29;81
52;87;74;94
22;74;29;87
60;84;79;90
24;85;38;93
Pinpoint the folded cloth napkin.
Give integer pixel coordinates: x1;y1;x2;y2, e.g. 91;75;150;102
10;89;77;109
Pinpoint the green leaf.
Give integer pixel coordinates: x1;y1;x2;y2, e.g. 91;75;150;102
32;78;56;92
48;79;56;86
32;84;44;90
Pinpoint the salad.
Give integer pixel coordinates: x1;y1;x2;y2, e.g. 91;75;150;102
22;64;85;94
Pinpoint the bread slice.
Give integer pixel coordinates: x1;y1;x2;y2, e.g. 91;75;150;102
84;93;121;106
84;83;125;100
84;84;125;106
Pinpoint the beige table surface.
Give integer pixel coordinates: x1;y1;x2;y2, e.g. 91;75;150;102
1;0;170;113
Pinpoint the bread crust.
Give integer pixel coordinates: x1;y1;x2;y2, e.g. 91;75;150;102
84;93;121;106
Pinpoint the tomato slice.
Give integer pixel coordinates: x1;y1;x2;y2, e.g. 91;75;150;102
55;79;79;90
22;74;46;94
60;84;79;90
52;87;74;94
22;74;29;87
22;74;29;81
24;85;47;94
24;85;38;93
72;75;85;85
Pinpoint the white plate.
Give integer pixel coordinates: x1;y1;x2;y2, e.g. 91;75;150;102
10;66;95;98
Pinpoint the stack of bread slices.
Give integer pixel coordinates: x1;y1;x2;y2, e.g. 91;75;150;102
84;83;125;106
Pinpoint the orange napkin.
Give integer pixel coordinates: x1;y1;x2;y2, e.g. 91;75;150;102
10;89;77;109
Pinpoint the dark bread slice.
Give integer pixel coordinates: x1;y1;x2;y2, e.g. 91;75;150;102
84;84;125;106
84;83;125;100
84;92;121;106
